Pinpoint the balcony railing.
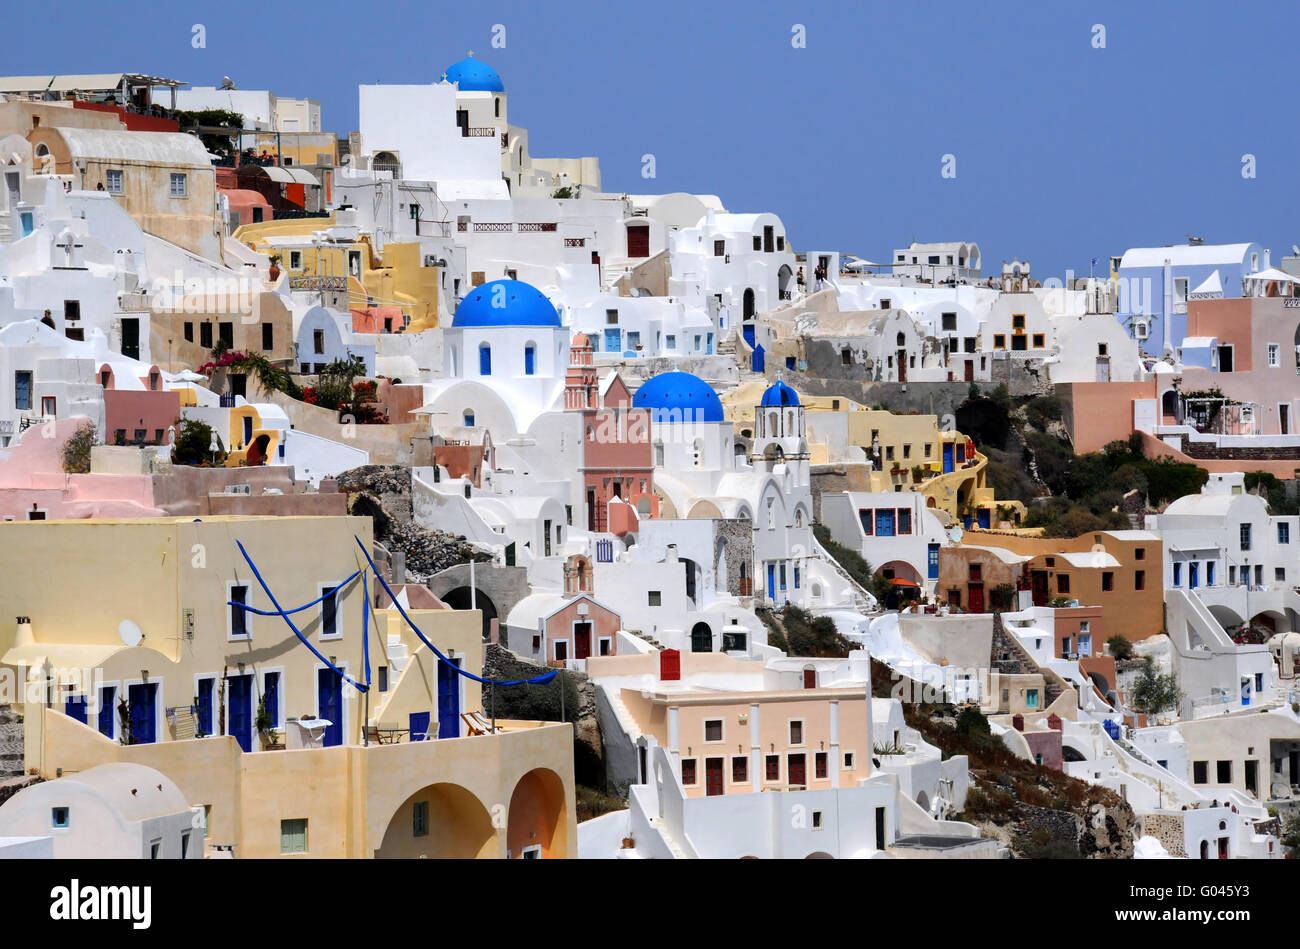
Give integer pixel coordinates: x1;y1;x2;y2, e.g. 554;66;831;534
473;222;512;233
517;222;557;233
463;127;497;138
565;237;586;248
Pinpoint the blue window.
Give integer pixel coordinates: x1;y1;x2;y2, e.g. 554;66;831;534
97;686;115;739
875;509;895;537
1280;523;1291;544
1207;561;1215;585
956;443;966;463
64;696;88;724
15;371;32;411
928;544;940;580
20;212;33;237
321;585;339;638
479;344;492;375
196;677;215;736
786;357;796;370
897;509;912;535
706;332;714;354
52;807;69;829
1026;689;1039;709
524;344;535;376
779;564;787;591
1240;523;1252;551
793;566;800;589
1172;562;1182;586
230;584;249;638
263;672;280;728
859;509;873;535
463;411;474;427
1189;562;1199;589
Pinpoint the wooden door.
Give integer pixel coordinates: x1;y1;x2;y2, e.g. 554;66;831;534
626;225;649;258
574;622;592;660
803;668;816;689
787;753;806;788
705;757;725;796
967;583;985;614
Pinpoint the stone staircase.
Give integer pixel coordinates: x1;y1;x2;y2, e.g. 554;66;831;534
809;534;878;612
386;633;412;680
628;629;665;651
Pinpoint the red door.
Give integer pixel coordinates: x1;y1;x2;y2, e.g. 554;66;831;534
787;753;806;788
967;583;985;614
705;757;724;796
964;360;974;382
803;668;816;689
626;225;650;258
574;622;592;660
659;648;680;681
1031;571;1048;607
897;351;907;382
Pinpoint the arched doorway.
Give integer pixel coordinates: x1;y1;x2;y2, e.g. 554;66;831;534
506;768;569;858
1161;389;1179;424
916;790;930;814
376;782;494;858
691;622;713;653
778;265;793;301
440;587;498;639
743;288;755;320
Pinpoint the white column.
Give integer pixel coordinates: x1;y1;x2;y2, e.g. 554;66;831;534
864;683;874;777
667;705;679;755
749;702;761;788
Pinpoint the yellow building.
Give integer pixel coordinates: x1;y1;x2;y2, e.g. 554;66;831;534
722;380;1026;527
234;218;440;332
1;515;576;858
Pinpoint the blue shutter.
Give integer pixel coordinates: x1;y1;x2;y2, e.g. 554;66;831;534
479;345;492;375
229;674;253;752
197;678;214;736
127;683;157;744
409;711;430;742
98;686;116;738
524;345;535;375
928;544;940;580
263;672;280;728
317;668;343;746
65;696;88;724
436;660;460;738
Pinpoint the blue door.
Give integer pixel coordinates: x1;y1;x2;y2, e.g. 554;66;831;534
437;659;460;738
706;332;714;355
409;711;430;742
875;509;895;537
98;686;115;739
767;563;776;600
928;544;940;580
1189;562;1199;589
742;324;756;348
604;327;621;353
196;678;215;736
752;344;765;373
977;508;991;529
128;683;157;745
942;443;954;474
20;212;33;237
242;416;253;446
229;674;253;752
479;345;492;375
65;696;88;724
317;668;343;747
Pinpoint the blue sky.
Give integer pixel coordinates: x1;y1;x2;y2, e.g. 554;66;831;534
15;0;1299;278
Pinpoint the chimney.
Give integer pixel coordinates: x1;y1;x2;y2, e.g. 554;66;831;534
14;616;34;648
1012;713;1024;732
392;550;406;586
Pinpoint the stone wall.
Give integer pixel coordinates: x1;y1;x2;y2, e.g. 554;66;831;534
1138;813;1187;857
0;705;22;780
715;517;753;595
810;463;876;521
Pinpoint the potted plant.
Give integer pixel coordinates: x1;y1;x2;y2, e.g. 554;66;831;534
255;696;280;750
912;465;925;483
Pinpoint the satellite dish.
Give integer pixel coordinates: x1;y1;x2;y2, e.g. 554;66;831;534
948;525;964;544
118;620;143;648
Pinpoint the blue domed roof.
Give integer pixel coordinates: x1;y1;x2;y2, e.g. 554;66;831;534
452;279;561;328
444;57;504;93
634;372;725;423
760;379;800;407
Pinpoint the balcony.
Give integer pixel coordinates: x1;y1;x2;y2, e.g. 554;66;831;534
463;127;497;138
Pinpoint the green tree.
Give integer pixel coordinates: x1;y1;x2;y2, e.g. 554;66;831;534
1130;657;1183;717
61;420;97;474
172;418;223;466
1106;635;1134;661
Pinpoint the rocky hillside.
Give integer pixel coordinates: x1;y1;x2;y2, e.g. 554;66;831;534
336;464;491;581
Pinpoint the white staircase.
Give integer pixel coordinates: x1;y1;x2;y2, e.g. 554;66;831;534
386;633;412;680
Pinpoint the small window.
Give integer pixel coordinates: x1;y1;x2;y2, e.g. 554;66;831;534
648;591;661;606
413;801;429;837
815;751;828;779
765;755;780;781
1012;314;1026;329
789;720;803;745
281;818;308;854
1217;760;1232;783
105;169;123;194
169;173;187;197
262;323;274;351
1193;760;1207;784
230;584;250;638
183;321;194;343
843;752;855;769
1269;343;1280;368
812;810;823;829
1057;574;1070;594
1032;333;1045;348
1279;523;1290;544
289;251;303;270
681;759;697;785
1102;572;1114;591
51;807;69;828
1135;547;1145;560
993;334;1006;349
704;719;723;742
941;312;957;331
180;832;191;858
732;756;748;783
1134;570;1145;591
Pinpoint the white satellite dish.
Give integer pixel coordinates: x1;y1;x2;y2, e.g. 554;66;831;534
118;619;143;648
948;525;964;544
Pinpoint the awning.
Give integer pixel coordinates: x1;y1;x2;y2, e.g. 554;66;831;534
889;578;920;587
1189;270;1223;299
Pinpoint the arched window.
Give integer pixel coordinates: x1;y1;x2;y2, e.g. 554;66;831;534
524;342;536;376
479;343;492;376
896;332;906;347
